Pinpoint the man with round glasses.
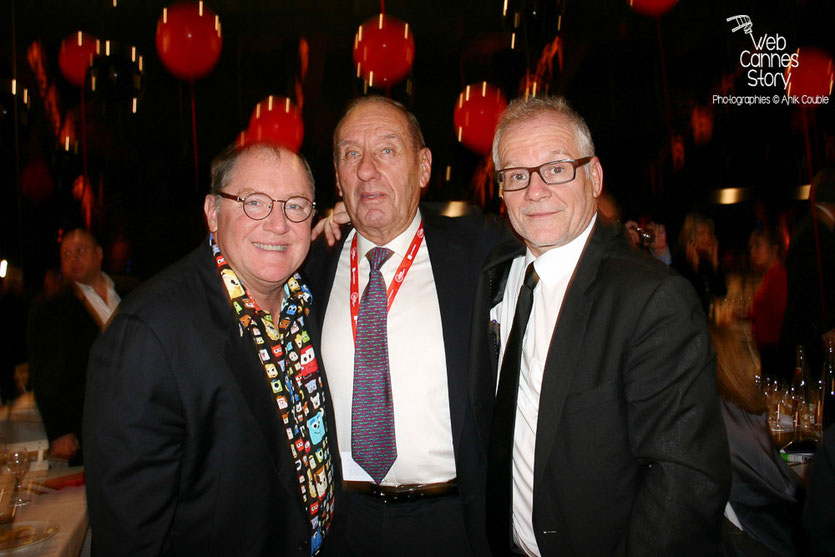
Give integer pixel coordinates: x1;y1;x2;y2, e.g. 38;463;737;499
470;95;730;556
84;143;340;556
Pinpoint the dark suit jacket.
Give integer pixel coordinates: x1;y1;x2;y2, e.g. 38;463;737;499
305;206;507;553
28;275;137;445
470;215;731;556
782;214;835;360
84;242;341;556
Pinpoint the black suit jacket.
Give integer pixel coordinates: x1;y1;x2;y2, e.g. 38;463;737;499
782;214;835;354
305;206;506;553
470;216;731;556
84;242;341;556
28;275;137;444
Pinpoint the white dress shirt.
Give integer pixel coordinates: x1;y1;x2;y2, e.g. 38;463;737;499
321;211;457;485
76;273;121;326
490;215;596;556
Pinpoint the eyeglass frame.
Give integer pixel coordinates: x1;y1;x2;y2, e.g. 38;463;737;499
496;156;594;192
217;191;317;222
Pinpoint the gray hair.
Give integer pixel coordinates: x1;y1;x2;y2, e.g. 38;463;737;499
333;96;426;161
492;96;595;177
209;142;315;212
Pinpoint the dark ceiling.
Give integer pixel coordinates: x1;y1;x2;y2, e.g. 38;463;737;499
2;0;834;284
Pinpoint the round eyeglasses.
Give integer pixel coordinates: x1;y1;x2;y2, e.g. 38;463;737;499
496;157;593;192
218;191;316;222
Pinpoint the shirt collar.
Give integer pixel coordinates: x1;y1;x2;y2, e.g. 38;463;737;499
524;214;596;288
356;209;422;262
74;272;112;295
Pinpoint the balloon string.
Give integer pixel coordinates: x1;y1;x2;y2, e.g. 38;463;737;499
380;0;385;14
656;17;672;180
190;80;199;189
801;107;826;328
81;84;91;228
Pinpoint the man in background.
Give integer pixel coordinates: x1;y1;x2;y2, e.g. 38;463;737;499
28;228;137;464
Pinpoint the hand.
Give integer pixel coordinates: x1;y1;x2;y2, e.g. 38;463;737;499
649;223;667;257
310;201;351;246
624;220;640;247
686;240;700;271
50;433;80;459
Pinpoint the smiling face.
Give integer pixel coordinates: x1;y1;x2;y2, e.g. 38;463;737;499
334;101;431;245
204;147;313;310
497;112;602;256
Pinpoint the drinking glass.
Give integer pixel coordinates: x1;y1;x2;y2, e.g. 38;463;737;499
6;449;30;508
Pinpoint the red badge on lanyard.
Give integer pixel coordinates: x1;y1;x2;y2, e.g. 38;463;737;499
349;222;424;342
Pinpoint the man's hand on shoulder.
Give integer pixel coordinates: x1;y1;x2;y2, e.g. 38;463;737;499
311;201;351;246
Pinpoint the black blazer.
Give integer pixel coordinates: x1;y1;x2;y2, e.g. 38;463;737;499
470;215;731;556
304;206;507;553
84;242;341;556
28;275;137;444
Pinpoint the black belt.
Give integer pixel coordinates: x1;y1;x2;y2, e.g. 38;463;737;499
343;479;458;503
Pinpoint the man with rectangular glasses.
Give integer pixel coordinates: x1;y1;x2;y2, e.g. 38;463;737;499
469;95;731;556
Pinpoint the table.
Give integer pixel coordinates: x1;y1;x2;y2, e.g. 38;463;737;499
3;468;88;557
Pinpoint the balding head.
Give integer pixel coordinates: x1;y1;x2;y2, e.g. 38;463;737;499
60;229;103;285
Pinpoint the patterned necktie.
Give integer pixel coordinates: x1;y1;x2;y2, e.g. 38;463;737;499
486;262;540;553
352;246;397;484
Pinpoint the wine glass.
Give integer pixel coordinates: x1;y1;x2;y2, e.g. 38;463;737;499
7;449;30;507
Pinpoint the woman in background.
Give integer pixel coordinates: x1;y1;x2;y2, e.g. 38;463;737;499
674;213;727;314
748;227;788;382
711;325;799;556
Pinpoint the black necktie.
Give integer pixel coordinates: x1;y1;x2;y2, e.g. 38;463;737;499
486;262;540;554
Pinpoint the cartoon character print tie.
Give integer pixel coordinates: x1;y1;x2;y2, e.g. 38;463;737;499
351;247;398;484
211;235;333;555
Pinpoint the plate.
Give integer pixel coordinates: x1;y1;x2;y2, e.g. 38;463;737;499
0;521;59;554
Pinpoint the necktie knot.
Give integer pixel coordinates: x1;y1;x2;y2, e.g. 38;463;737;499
523;262;540;290
367;247;393;272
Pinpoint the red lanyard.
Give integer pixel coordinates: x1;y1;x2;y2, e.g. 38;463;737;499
350;222;425;342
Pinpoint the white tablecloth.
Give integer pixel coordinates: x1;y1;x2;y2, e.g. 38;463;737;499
8;470;88;557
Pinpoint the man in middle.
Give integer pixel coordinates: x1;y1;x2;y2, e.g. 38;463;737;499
306;96;504;556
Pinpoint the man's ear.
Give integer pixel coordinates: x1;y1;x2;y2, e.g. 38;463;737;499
590;157;603;199
204;195;219;233
418;147;432;190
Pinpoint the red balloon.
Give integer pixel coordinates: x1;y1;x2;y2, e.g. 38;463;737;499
353;14;415;88
786;47;834;101
58;32;99;87
156;2;222;81
453;82;508;156
627;0;677;17
243;96;304;153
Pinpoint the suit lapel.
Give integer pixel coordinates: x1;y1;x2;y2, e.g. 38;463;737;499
71;283;106;330
423;215;472;448
533;218;610;490
200;246;305;509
